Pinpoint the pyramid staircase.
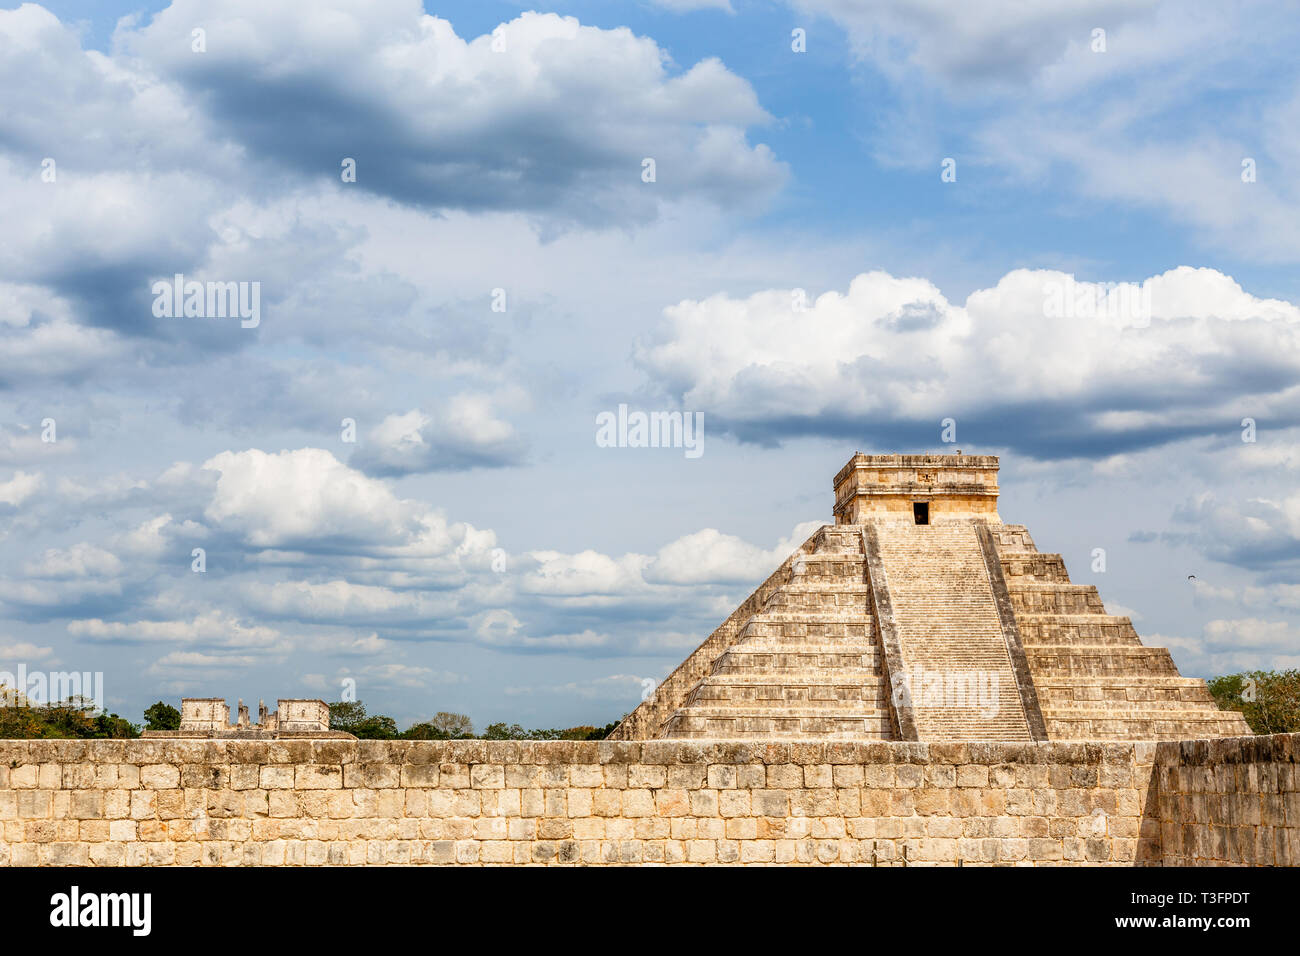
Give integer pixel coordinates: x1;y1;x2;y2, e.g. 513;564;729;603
870;520;1035;741
663;526;893;739
991;525;1250;739
612;453;1251;742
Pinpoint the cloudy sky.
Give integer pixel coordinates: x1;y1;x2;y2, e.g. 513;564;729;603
2;0;1299;730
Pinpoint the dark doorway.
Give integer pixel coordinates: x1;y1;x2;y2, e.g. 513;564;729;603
913;502;929;525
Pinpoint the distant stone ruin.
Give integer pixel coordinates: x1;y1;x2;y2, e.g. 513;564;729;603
142;697;351;739
615;452;1250;742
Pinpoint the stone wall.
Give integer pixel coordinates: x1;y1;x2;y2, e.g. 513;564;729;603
1144;734;1299;866
0;735;1294;866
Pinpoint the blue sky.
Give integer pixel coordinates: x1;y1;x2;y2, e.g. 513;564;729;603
3;0;1300;729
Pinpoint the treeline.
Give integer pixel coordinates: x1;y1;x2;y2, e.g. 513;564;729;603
327;701;620;741
3;669;1295;739
0;694;622;740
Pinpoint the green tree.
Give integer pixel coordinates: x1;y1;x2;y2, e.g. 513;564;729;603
1209;669;1300;735
143;701;181;731
93;711;140;738
402;721;448;739
353;715;399;739
328;700;399;739
583;721;620;740
328;700;368;733
483;722;527;739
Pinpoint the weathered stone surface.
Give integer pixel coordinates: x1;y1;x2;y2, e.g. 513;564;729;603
0;735;1293;866
1146;735;1300;865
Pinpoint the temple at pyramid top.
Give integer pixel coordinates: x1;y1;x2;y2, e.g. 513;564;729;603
833;452;1000;523
613;451;1249;743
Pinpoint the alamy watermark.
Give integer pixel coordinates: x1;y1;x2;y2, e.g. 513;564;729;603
49;886;151;936
0;665;104;712
595;404;703;459
1042;277;1151;326
892;667;1001;719
152;273;260;328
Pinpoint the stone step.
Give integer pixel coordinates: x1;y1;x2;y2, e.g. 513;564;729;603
724;639;880;658
738;619;874;641
895;660;1025;675
665;718;894;739
762;589;871;610
999;553;1071;583
875;623;1005;634
790;553;866;573
810;526;865;554
1038;671;1215;686
664;706;894;739
690;671;887;685
915;723;1034;742
1042;711;1252;740
1008;584;1106;614
1025;645;1180;676
730;634;880;654
712;647;882;674
1036;681;1218;707
684;675;889;706
989;524;1037;553
744;610;875;626
766;580;873;594
1041;701;1226;714
782;574;868;587
668;699;888;714
1042;700;1222;715
656;515;885;744
749;608;872;625
1015;614;1142;646
871;519;1033;741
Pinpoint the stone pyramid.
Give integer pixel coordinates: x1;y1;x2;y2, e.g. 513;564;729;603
613;453;1249;742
